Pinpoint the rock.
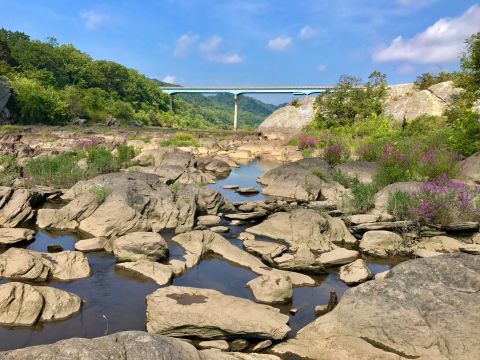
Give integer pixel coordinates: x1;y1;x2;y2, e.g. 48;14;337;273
35;286;81;322
0;187;42;227
0;282;44;326
196;158;232;177
460;244;480;255
345;214;380;225
228;149;255;161
334;162;378;184
230;220;243;226
273;253;327;274
199;350;280;359
224;210;268;221
314;305;329;316
318;248;359;266
373;181;421;214
374;270;390;280
146;286;291;340
42;251;91;281
197;340;230;351
222;185;239;190
229;339;249;352
243;238;286;258
428;81;463;105
198;215;221;226
461;151;480;183
113;232;168;262
443;221;479;232
352;220;414;233
171;230;314;286
0;248;52;282
235;187;260;194
116;260;173;285
246;273;293;304
47;244;63;253
247;209;356;253
37;173;229;238
271;253;480;360
210;226;229;233
339;259;372;285
415;235;465;255
0;331;201;359
74;237;107;252
258;98;314;137
0;227;35;245
359;231;407;257
251;339;272;352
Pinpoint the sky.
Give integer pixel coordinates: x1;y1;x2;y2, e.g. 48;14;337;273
0;0;479;104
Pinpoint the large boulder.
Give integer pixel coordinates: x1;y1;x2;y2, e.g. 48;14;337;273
258;98;314;138
35;286;82;322
359;230;408;257
37;172;228;237
42;251;91;281
246;273;293;304
0;248;52;282
339;259;372;285
0;187;43;227
112;232;168;262
246;209;356;254
271;253;480;359
334;162;378;184
0;331;201;360
171;230;314;286
460;151;480;183
146;286;290;340
0;227;35;245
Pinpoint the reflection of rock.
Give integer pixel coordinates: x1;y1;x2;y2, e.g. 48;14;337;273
246;273;293;304
171;230;314;286
146;286;290;340
271;254;480;360
0;227;35;245
0;282;81;327
113;232;168;262
116;260;173;285
0;331;201;359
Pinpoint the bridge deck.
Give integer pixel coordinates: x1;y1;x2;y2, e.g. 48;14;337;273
160;86;341;95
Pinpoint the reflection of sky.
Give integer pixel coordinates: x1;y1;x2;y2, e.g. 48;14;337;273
210;159;280;202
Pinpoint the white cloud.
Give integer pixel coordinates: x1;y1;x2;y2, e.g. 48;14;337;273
300;25;317;39
267;36;292;51
174;33;198;58
397;64;415;74
373;5;480;63
199;36;244;64
81;10;108;30
162;75;176;83
317;64;327;72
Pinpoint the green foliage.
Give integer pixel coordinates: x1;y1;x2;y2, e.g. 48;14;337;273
115;144;136;165
414;71;456;90
301;150;312;158
387;191;414;221
160;132;200;147
447;110;480;156
24;152;84;188
84;147;116;175
0;155;21;185
89;184;109;204
331;169;357;188
311;168;327;180
341;181;378;214
313;71;387;129
0;124;23;133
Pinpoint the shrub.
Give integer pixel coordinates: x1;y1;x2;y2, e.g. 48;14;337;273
414;72;456;90
373;145;414;188
0;155;21;185
447;110;480;156
387;191;414;221
415;147;462;180
410;175;479;225
160;131;199;147
341;181;378;214
24;152;83;187
323;144;350;166
84;147;116;176
115;144;136;165
311;167;327;180
298;135;318;150
0;124;23;133
331;169;357;188
89;184;108;204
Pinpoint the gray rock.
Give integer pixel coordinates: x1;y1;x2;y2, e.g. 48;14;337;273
112;232;168;262
334;162;378;184
0;331;201;360
271;254;480;359
146;286;290;340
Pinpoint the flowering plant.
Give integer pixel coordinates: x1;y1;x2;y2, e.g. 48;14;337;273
298;135;318;150
323;144;350;165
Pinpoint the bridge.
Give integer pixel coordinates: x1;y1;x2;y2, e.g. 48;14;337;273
160;86;335;130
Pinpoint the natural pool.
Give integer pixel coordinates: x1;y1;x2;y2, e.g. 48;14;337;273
0;159;401;351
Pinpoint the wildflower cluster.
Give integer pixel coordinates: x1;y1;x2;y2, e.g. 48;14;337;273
298;135;318;150
323;144;350;165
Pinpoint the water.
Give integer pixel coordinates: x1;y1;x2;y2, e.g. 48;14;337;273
0;159;403;351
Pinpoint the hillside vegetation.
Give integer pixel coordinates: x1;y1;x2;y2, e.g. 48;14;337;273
0;28;275;129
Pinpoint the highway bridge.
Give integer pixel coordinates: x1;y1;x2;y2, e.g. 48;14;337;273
160;86;336;130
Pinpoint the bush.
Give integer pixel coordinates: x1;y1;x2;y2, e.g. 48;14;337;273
0;155;21;185
89;184;108;204
331;169;357;188
160;131;200;147
298;135;318;150
323;144;350;165
24;152;83;187
414;72;456;90
387;191;414;220
115;144;136;165
341;181;378;214
447;110;480;156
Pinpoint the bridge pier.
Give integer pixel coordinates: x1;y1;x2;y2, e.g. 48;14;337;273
233;94;238;130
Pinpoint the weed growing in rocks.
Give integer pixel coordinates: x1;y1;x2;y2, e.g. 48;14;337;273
298;135;318;150
90;184;109;204
341;181;378;214
0;155;21;186
387;191;415;221
160;132;199;147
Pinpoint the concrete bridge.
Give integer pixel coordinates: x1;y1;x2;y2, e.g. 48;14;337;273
160;86;335;130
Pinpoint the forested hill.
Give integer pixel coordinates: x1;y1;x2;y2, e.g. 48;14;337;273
0;28;276;129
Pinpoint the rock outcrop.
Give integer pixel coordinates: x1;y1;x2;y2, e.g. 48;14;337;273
0;228;35;245
0;187;43;227
271;253;480;359
146;286;290;340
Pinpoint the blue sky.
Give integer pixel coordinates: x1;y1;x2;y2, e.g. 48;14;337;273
0;0;479;104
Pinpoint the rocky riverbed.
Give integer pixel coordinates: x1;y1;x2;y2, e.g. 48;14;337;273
1;128;480;359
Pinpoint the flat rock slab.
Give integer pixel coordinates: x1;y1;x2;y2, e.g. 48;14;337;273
235;187;260;194
243;238;286;258
210;226;229;233
74;237;107;252
318;248;358;266
146;286;290;340
0;228;35;245
222;185;239;190
339;259;372;286
224;210;268;221
271;253;480;359
247;273;293;304
116;260;173;286
460;244;480;255
352;221;414;233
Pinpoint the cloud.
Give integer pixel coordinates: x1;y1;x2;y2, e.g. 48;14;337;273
199;36;244;64
80;10;109;30
373;5;480;63
300;25;318;39
397;64;415;74
162;75;176;83
396;0;436;9
317;64;327;72
174;33;198;58
267;36;292;51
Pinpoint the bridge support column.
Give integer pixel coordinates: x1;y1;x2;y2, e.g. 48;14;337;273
233;94;239;130
170;95;175;111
